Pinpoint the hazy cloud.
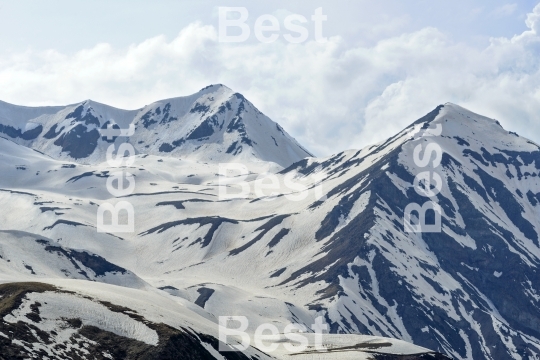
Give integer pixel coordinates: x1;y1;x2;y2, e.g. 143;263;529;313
489;3;518;18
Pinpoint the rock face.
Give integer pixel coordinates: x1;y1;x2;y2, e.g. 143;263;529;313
1;89;539;359
0;84;311;167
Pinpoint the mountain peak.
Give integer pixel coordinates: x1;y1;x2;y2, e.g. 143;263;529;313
0;85;312;167
440;103;540;150
404;103;540;153
437;103;503;128
129;86;311;166
199;83;231;91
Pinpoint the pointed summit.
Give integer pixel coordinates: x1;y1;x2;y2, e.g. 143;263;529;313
412;103;539;152
131;85;312;166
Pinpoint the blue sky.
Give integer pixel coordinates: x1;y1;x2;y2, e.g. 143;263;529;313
1;1;539;155
1;1;538;51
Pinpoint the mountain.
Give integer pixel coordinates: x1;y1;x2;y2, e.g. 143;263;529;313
273;103;540;359
0;84;312;167
1;89;539;359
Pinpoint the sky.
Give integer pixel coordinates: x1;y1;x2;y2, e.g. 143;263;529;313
0;0;539;156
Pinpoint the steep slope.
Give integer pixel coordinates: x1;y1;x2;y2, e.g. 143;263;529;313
0;85;312;167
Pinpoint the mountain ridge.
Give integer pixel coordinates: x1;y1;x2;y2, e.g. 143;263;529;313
0;84;312;167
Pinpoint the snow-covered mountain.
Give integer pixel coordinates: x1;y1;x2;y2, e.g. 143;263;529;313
1;89;539;359
273;104;540;359
0;84;311;167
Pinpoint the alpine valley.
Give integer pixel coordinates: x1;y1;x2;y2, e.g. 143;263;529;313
0;84;539;360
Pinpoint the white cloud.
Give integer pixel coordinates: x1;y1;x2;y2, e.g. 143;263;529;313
489;3;518;18
0;4;539;157
526;3;540;34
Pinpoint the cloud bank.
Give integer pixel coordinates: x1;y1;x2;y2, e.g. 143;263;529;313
0;3;539;156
